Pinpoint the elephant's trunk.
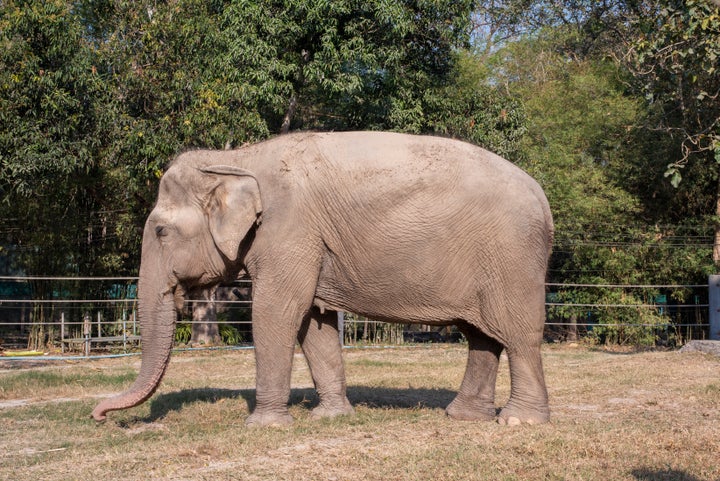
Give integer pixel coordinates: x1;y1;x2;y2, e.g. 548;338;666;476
91;235;179;422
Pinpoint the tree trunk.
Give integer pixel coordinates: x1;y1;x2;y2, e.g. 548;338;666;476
567;313;578;342
280;94;298;135
714;172;720;270
190;287;221;346
280;49;308;135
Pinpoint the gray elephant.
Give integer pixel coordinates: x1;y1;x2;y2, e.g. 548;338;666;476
92;131;553;426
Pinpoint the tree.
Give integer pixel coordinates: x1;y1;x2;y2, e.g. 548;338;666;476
474;0;720;272
630;0;720;266
488;32;645;283
422;51;526;160
216;0;494;137
0;0;120;276
472;0;647;59
482;24;715;344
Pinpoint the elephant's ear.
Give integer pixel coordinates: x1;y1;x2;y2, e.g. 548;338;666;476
201;165;262;262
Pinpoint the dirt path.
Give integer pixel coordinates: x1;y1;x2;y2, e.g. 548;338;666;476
0;392;113;409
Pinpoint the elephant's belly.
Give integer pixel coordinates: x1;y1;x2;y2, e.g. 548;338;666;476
313;265;478;325
313;293;467;325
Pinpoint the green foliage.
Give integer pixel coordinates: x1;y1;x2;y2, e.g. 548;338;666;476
218;323;242;345
175;322;242;345
424;52;527;160
549;288;674;347
0;0;103;193
632;0;720;169
175;322;192;345
483;22;715;344
0;0;115;276
587;307;670;347
620;1;720;273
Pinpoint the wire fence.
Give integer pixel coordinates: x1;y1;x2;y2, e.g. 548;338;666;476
0;276;711;356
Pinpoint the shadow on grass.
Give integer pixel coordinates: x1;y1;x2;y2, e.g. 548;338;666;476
631;468;703;481
139;386;457;423
144;387;252;423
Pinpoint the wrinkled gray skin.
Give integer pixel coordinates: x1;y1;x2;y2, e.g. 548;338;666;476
92;132;553;426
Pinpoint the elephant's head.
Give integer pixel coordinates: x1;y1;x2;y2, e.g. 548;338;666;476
91;162;262;421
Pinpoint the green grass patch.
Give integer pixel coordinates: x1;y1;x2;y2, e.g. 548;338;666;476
349;358;399;368
0;370;136;399
704;383;720;394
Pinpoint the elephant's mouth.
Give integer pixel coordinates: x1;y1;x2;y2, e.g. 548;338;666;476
173;283;187;311
171;274;227;310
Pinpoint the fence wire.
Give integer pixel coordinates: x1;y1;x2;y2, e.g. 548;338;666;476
0;277;711;355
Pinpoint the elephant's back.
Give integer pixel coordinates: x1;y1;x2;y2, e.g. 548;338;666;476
304;132;548;215
233;131;537;196
306;132;534;188
249;132;553;257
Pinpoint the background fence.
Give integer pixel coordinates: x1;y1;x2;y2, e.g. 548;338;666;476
0;276;712;356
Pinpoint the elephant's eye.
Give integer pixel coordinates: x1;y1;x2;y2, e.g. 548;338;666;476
155;225;168;237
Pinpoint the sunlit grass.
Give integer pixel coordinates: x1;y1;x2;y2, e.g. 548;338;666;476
0;345;718;481
0;369;137;399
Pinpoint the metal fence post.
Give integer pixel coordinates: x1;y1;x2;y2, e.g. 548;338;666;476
60;312;65;354
337;311;345;346
122;309;127;351
708;275;720;340
83;312;91;357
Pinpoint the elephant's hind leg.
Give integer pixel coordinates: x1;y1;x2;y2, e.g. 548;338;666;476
497;284;550;425
298;308;354;419
497;340;550;425
446;324;503;421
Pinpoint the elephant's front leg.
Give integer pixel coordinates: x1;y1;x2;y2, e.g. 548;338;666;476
297;308;354;419
246;289;311;427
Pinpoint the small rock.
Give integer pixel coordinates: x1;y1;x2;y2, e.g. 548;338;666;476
679;340;720;356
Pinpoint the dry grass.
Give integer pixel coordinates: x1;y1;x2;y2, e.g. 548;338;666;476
1;344;719;481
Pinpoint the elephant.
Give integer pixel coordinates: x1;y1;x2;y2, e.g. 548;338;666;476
92;131;554;426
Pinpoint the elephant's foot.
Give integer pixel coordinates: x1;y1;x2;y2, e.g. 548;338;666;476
310;398;355;420
445;395;496;422
497;403;550;426
245;410;294;427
